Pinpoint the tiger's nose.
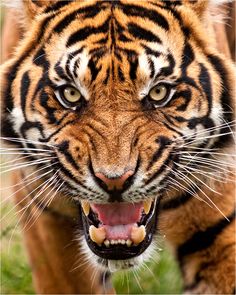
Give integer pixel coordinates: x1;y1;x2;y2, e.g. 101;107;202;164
95;170;135;192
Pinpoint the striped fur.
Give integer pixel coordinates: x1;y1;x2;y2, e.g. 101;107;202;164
1;1;235;293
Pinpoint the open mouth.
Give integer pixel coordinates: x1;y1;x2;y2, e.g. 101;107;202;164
79;198;159;260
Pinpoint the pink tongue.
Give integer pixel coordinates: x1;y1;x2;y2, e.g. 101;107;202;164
91;202;143;226
91;202;143;240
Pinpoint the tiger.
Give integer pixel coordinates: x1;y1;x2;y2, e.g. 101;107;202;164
1;0;235;294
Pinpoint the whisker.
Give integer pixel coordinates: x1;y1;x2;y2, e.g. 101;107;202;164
0;137;55;148
180;155;235;170
175;162;221;195
0;147;54;153
1;159;53;174
175;119;236;142
181;131;234;147
1;157;57;170
23;176;62;232
0;162;57;193
178;166;230;221
6;172;57;251
1;168;54;221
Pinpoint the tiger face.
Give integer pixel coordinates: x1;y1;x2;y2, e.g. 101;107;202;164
2;0;234;271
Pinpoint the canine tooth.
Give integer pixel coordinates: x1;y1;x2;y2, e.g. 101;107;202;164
143;199;152;214
89;225;106;245
104;240;110;247
126;239;132;247
131;225;146;245
81;201;90;216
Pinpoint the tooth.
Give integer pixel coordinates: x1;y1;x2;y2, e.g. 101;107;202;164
143;199;152;214
121;239;126;245
131;225;146;245
81;201;90;216
111;240;115;245
126;239;132;247
89;225;106;245
104;239;110;247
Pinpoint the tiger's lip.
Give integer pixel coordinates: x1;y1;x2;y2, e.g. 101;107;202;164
79;198;159;261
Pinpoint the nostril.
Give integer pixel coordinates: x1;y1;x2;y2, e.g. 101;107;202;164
95;170;134;192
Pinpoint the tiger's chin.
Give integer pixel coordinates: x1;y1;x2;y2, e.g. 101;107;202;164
78;198;159;271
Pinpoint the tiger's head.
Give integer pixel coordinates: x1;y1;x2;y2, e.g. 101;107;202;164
1;0;235;271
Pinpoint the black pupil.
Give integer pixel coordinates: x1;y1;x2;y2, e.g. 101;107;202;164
70;90;75;96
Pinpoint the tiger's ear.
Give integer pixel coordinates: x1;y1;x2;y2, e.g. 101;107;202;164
181;0;232;17
3;0;58;21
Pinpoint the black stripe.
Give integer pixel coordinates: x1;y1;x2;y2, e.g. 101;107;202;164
118;66;125;82
161;190;194;210
44;1;73;14
57;140;80;171
142;45;161;58
54;61;68;81
175;89;192;112
154;53;175;80
198;63;212;116
181;43;195;76
88;59;102;82
129;58;138;81
148;136;171;170
207;54;234;135
120;3;169;31
67;17;110;47
103;68;110;85
145;155;173;185
178;211;235;260
128;23;162;43
53;4;106;34
20;71;31;119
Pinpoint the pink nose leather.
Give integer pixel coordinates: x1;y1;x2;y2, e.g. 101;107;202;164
95;171;134;191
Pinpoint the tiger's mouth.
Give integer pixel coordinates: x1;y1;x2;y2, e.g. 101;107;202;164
79;198;158;261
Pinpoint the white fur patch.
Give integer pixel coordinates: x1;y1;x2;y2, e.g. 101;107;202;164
2;0;23;9
78;233;160;273
11;107;24;134
209;0;232;5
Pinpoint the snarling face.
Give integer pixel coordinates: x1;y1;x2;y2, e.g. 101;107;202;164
2;0;234;271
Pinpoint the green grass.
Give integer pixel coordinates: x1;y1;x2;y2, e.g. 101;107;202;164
1;201;182;294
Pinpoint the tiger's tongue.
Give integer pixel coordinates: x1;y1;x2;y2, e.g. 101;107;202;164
91;202;143;240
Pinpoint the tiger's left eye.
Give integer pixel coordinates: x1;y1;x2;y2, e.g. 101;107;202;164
63;86;81;103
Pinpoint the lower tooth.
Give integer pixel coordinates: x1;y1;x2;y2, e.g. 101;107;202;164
104;239;110;247
126;239;132;247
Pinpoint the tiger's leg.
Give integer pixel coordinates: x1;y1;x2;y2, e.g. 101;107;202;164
12;171;115;294
159;180;235;294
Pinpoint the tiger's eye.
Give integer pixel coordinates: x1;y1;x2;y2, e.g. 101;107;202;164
63;86;81;103
149;85;168;101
